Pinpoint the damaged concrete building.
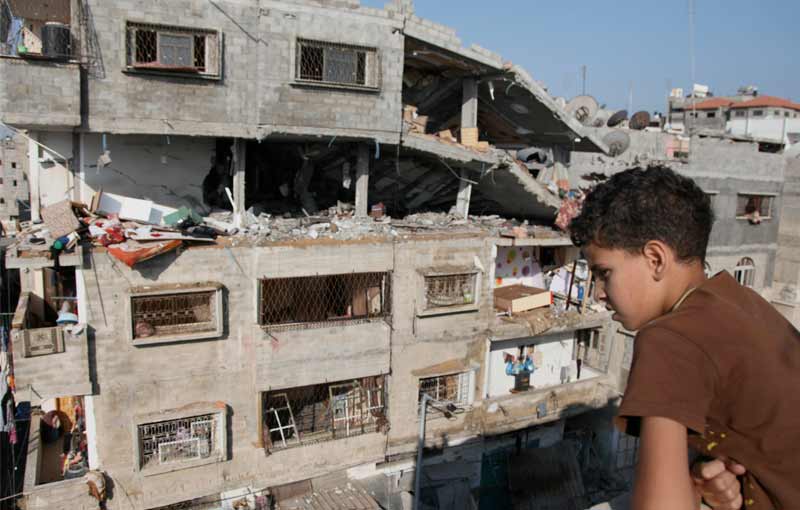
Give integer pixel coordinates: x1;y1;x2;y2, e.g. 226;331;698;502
0;1;794;510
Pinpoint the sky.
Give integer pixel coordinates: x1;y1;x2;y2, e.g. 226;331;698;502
361;0;799;114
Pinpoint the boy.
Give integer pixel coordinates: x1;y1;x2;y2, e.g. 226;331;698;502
569;166;800;509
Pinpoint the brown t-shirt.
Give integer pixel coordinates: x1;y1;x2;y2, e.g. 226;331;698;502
618;271;800;510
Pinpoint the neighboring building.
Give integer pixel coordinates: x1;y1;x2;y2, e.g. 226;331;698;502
0;132;30;222
771;146;800;328
727;96;800;145
666;86;800;146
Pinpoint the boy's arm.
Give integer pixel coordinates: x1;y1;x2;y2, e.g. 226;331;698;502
633;416;699;510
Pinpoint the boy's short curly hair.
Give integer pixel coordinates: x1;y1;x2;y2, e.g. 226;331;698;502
569;166;714;262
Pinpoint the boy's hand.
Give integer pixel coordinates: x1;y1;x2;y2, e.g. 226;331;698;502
691;457;746;510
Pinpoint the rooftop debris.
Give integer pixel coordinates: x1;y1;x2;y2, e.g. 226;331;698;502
5;190;571;269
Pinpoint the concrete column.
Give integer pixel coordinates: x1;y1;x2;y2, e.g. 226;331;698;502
27;132;40;222
355;144;370;217
232;138;246;227
455;170;472;219
461;78;478;129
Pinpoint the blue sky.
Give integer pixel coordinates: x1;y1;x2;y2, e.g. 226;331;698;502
361;0;799;113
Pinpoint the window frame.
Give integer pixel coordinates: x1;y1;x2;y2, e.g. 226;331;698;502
262;375;387;452
293;38;380;91
735;193;776;220
417;266;482;317
733;257;756;288
124;21;222;80
134;403;227;476
126;282;224;346
257;271;392;331
418;371;475;414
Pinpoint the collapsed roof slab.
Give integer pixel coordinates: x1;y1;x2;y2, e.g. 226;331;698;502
474;158;561;220
481;65;610;154
401;22;609;155
401;132;499;166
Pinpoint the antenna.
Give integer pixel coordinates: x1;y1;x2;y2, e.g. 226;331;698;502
628;81;634;114
581;65;587;96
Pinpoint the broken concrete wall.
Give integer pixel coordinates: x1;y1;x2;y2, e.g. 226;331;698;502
82;0;260;138
0;58;81;128
81;0;404;143
80;240;394;509
571;132;784;288
386;235;493;449
77;133;215;213
772;152;800;327
256;2;404;143
0;133;31;219
35;131;74;209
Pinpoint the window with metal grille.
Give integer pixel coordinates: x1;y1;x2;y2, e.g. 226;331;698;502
258;272;391;331
736;194;773;219
128;283;223;344
424;273;477;310
418;372;472;410
615;432;640;470
295;38;379;88
262;375;386;452
137;413;221;470
734;257;756;288
125;21;220;77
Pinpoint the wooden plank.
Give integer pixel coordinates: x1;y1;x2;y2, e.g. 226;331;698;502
495;285;551;314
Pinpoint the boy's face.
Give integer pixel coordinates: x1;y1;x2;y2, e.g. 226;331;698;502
584;243;664;331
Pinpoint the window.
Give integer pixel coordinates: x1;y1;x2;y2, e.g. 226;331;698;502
774;110;781;116
786;112;791;118
734;257;755;288
418;372;473;411
752;110;764;117
734;110;745;118
258;272;391;331
576;328;610;373
262;376;386;452
422;270;479;313
125;22;220;77
707;112;716;118
615;432;640;470
736;194;773;220
704;191;718;207
295;38;379;89
136;409;225;473
128;282;224;345
11;162;16;169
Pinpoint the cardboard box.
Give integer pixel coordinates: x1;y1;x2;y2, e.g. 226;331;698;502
494;285;551;314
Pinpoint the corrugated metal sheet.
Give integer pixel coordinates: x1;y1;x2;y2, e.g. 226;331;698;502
276;483;380;510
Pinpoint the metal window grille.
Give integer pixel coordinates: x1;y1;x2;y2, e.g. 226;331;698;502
258;272;391;331
424;273;476;309
131;290;216;339
418;373;470;408
138;414;219;469
734;257;756;288
262;376;386;452
296;38;378;88
736;194;773;218
126;21;219;75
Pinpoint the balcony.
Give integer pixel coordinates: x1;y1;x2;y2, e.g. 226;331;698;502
10;292;92;403
0;57;81;128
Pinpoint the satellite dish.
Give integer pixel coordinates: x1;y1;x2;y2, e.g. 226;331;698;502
602;130;631;157
566;95;599;125
607;110;628;127
629;111;651;130
592;110;611;128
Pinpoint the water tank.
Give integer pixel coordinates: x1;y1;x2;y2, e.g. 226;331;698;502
41;22;71;61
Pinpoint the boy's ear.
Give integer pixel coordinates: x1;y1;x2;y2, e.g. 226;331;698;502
642;240;670;281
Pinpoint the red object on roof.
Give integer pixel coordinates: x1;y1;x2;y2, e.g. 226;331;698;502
691;98;736;110
730;96;800;111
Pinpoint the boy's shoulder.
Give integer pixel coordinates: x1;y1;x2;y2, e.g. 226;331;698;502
639;270;783;348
